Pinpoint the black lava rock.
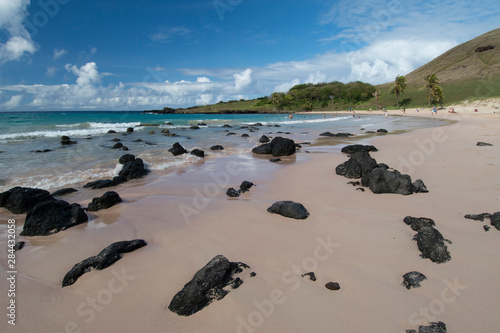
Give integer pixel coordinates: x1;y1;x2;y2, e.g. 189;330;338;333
361;167;414;195
335;151;378;179
14;242;25;252
239;181;254;193
252;137;296;157
61;136;77;145
319;132;354;137
301;272;317;281
241;134;250;138
119;154;136;165
402;271;427;289
405;217;451;263
464;213;492;221
341;144;378;154
169;142;188;156
167;255;250;316
88;191;122;211
51;188;78;197
0;187;55;214
259;135;270;143
126;127;134;133
119;158;149;180
477;142;493;146
226;188;240;198
191;149;205;158
190;126;200;130
21;200;88;236
412;179;429;193
484;225;491;232
112;142;124;149
491;212;500;230
269;158;281;163
210;145;224;151
325;282;340;290
83;177;127;190
62;239;147;287
267;201;310;220
377;129;388;133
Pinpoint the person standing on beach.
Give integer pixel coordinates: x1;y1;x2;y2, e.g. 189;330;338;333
384;111;388;118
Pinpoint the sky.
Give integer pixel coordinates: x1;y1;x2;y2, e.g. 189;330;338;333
0;0;499;111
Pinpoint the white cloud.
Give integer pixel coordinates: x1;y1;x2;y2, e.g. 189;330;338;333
232;68;253;92
0;0;37;63
65;62;101;86
274;79;300;93
196;77;211;83
4;95;23;108
53;48;67;60
305;71;327;84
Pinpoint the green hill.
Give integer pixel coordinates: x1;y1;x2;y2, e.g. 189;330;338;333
371;28;500;109
150;29;500;113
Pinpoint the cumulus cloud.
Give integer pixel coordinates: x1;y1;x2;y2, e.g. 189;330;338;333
274;79;300;93
305;71;327;84
4;95;23;108
0;0;37;63
65;62;101;86
232;69;253;92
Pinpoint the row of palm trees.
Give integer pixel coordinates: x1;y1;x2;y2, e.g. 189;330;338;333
390;74;444;108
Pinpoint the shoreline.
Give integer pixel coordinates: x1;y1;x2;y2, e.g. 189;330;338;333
1;110;499;332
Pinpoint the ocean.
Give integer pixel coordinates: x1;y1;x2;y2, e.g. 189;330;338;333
0;111;446;192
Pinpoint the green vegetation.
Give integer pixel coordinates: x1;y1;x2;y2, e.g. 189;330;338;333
422;74;444;107
390;75;407;107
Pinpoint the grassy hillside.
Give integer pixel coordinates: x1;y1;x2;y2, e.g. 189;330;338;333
154;29;500;113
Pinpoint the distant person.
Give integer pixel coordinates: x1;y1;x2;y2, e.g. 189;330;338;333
474;109;478;112
384;111;388;118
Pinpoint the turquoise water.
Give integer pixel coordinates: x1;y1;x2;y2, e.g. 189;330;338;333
0;111;446;191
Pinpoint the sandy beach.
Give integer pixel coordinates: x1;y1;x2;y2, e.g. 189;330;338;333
1;104;499;332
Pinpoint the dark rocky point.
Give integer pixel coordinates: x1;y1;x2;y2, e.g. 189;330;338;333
377;129;388;133
126;127;134;133
191;149;205;158
403;216;435;231
241;134;249;138
169;142;188;156
167;255;250;316
88;191;122;211
62;239;147;287
210;145;224;151
267;201;310;220
412;179;429;193
0;187;55;214
477;142;493;146
21;200;88;236
325;282;340;290
119;154;136;165
335;151;378;179
402;271;427;289
51;188;78;197
341;144;378;154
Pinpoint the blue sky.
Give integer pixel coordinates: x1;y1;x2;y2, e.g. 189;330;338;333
0;0;499;111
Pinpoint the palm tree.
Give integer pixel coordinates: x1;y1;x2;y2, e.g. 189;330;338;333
423;74;442;107
390;75;407;107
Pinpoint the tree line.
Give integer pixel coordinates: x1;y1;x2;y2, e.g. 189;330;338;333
390;73;444;108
